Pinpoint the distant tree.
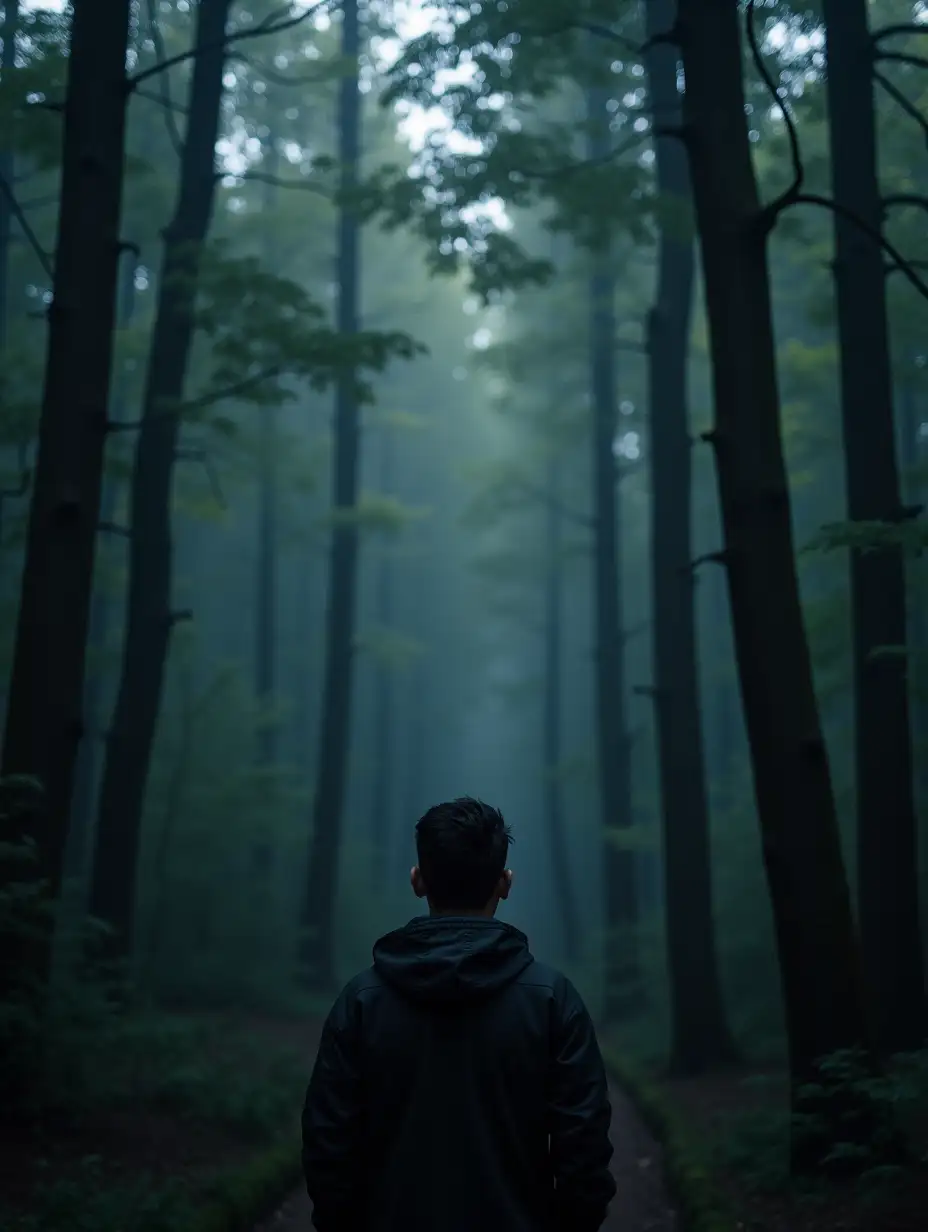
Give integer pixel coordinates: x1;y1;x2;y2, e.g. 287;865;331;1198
301;0;364;993
585;77;639;1020
642;0;735;1074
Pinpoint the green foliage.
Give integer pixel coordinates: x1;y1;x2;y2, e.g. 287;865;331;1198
324;491;427;534
191;243;426;414
6;1159;191;1232
809;517;928;558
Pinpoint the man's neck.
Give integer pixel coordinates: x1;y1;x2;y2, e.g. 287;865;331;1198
429;908;495;920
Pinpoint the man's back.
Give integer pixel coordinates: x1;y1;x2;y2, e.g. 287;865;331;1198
302;915;616;1232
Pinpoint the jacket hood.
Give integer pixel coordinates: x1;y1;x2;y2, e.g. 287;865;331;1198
372;916;534;1005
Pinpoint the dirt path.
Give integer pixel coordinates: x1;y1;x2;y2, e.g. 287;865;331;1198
253;1083;677;1231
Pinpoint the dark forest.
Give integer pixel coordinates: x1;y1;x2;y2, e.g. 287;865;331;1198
1;2;927;1230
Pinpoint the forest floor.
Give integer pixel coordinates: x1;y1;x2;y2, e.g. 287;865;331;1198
0;1011;322;1231
252;1082;678;1232
660;1062;928;1232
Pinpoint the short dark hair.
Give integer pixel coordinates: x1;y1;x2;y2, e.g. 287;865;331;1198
415;797;513;910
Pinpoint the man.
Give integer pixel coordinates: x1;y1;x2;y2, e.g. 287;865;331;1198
302;796;617;1232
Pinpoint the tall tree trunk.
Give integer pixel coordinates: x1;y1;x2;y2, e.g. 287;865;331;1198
300;0;362;992
820;0;925;1054
369;421;394;886
253;131;279;878
255;132;279;769
677;0;871;1168
586;84;638;1021
90;0;233;966
898;373;927;815
1;0;132;983
543;448;580;965
66;249;138;899
643;0;735;1074
0;0;17;353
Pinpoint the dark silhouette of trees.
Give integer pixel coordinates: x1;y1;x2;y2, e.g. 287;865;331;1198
1;0;133;986
642;0;735;1075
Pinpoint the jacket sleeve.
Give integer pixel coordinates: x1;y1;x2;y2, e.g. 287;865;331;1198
547;977;617;1232
302;987;365;1232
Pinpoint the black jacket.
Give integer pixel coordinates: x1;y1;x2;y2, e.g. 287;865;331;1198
302;916;616;1232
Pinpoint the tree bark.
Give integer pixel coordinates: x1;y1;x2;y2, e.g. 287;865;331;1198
586;83;638;1020
252;130;280;883
643;0;735;1074
66;249;139;900
89;0;233;966
255;133;279;773
544;448;580;966
369;421;394;887
677;0;871;1164
820;0;925;1054
898;373;928;819
1;0;132;981
0;0;17;353
300;0;362;992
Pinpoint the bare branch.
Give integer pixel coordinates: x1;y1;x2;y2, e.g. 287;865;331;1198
222;169;332;198
874;69;928;144
99;521;132;538
175;445;226;509
790;193;928;303
185;366;282;414
133;86;189;116
877;49;928;72
745;0;804;221
129;0;335;91
524;18;680;58
229;50;337;87
884;193;928;217
520;127;657;182
873;24;928;44
0;170;54;279
687;550;729;572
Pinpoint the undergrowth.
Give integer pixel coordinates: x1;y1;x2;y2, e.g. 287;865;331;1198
710;1049;928;1193
5;1159;192;1232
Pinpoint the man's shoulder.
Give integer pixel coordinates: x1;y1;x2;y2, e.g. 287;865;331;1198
512;957;568;994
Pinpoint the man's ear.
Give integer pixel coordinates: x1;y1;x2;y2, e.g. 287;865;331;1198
411;866;428;899
498;869;513;901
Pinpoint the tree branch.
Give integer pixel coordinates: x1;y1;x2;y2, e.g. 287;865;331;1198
745;0;804;219
229;50;337;87
133;86;190;116
883;193;928;217
98;521;132;538
687;550;730;572
519;127;659;182
175;446;226;509
874;68;928;144
221;169;332;198
873;24;928;44
0;170;54;279
789;193;928;303
185;366;282;414
876;49;928;72
128;0;334;91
